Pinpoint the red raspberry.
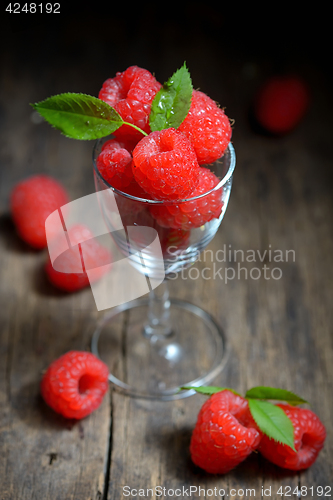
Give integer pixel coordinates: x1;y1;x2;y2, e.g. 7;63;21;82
41;351;109;419
158;227;190;258
132;128;200;201
98;65;161;140
97;137;150;200
254;75;310;134
190;390;261;474
178;90;232;164
10;175;69;249
149;167;223;230
45;224;112;292
97;138;136;190
258;404;326;470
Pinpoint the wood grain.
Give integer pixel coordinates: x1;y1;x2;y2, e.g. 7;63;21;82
0;10;332;499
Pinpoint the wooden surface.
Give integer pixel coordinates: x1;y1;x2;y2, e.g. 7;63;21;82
1;8;332;500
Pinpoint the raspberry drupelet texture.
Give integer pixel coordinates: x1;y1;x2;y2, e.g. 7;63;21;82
258;404;326;470
98;65;161;140
41;351;109;419
190;390;261;474
132;128;200;201
178;90;232;164
45;224;112;292
149;167;223;229
10;175;69;249
96;137;150;200
97;138;137;190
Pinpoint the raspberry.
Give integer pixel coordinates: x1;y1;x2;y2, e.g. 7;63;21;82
190;390;261;474
10;175;69;249
149;167;223;230
97;138;136;190
97;137;150;199
45;224;112;292
258;404;326;470
253;75;310;134
96;138;151;222
98;65;161;140
40;351;109;419
158;227;190;258
132;128;200;201
178;90;232;164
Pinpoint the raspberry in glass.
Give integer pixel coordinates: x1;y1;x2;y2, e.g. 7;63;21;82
149;167;223;230
190;390;261;474
132;128;200;201
258;403;326;470
98;65;162;140
10;174;69;249
45;224;112;292
96;137;150;200
41;350;109;419
158;227;190;258
97;138;136;190
254;75;310;134
178;90;232;164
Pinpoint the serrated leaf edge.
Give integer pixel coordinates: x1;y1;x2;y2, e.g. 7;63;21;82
30;92;148;139
248;399;296;451
180;386;241;397
149;62;193;131
245;386;308;406
31;93;123;120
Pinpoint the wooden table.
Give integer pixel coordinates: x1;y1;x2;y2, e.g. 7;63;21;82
1;8;332;499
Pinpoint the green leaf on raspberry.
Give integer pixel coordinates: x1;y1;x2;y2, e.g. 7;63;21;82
248;399;296;451
180;386;241;397
245;386;308;405
31;93;126;140
149;62;193;132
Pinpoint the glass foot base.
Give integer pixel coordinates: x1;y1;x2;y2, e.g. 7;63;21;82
91;298;229;400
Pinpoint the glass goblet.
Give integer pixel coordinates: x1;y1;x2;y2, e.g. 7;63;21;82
91;137;236;400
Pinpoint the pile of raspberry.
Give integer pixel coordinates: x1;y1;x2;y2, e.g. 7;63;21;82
190;390;326;474
97;65;232;231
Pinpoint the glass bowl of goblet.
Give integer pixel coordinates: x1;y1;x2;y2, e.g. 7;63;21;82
91;137;236;400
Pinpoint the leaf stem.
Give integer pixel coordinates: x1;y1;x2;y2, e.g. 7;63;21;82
122;121;148;137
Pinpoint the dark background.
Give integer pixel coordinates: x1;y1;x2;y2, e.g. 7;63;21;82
2;4;331;102
1;5;332;178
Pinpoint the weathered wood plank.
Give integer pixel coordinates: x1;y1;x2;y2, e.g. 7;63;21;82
0;63;113;497
1;13;332;500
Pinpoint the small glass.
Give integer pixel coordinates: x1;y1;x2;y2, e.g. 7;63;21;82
91;137;236;399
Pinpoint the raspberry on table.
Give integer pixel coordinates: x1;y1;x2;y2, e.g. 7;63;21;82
10;174;69;249
40;350;109;419
149;167;223;230
178;90;232;165
98;65;162;140
190;390;261;474
132;128;201;201
258;403;326;470
253;75;310;134
45;224;112;292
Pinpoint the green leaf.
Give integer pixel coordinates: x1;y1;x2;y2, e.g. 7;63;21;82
180;386;241;397
149;62;193;131
245;387;307;405
31;93;124;140
248;399;296;451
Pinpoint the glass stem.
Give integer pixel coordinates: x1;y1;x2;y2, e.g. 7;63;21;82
143;280;173;340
